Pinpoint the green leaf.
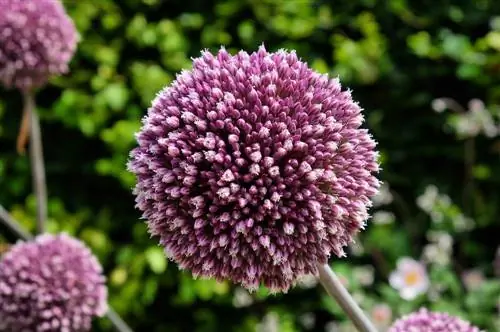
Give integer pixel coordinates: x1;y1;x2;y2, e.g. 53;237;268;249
145;247;167;274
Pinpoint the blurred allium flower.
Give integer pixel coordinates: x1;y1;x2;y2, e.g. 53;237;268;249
389;257;429;300
370;303;392;328
0;233;108;332
128;46;380;292
389;308;482;332
0;0;78;90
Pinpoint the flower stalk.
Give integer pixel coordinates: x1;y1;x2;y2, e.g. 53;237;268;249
317;263;378;332
24;91;47;234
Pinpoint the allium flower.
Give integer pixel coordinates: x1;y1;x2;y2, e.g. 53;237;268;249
389;257;429;300
389;308;482;332
0;233;108;332
0;0;78;90
128;45;380;292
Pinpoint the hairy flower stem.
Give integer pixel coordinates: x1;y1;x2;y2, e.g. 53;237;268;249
317;263;378;332
0;204;134;332
24;92;47;234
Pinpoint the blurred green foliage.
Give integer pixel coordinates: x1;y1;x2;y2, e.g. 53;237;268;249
1;0;500;331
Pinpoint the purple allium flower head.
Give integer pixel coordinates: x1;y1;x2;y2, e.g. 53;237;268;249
389;308;482;332
0;0;78;91
128;45;380;292
0;233;108;332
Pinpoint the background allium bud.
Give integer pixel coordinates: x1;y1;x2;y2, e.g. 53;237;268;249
0;0;78;90
128;45;380;292
389;308;482;332
0;233;108;332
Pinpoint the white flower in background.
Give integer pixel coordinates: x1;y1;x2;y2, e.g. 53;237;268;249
297;274;318;289
354;265;375;286
462;269;485;291
427;231;453;250
429;210;445;224
371;303;392;328
431;98;448;113
232;287;253;308
349;237;365;256
431;97;500;138
416;186;474;231
372;183;393;207
389;257;430;300
372;210;395;225
416;185;439;213
468;99;499;138
299;313;315;330
325;321;355;332
256;312;279;332
324;321;340;332
455;116;481;137
423;244;450;265
453;214;475;232
424;231;453;265
427;283;446;302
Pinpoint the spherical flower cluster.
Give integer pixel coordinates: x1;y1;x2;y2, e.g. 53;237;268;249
0;0;78;91
389;308;482;332
128;45;380;292
0;233;108;332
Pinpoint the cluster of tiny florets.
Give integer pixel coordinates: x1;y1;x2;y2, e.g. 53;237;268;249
0;233;108;332
0;0;78;90
389;308;482;332
128;45;380;292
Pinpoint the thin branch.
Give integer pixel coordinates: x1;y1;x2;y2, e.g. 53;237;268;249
0;205;33;241
0;204;134;332
317;263;378;332
24;91;47;234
